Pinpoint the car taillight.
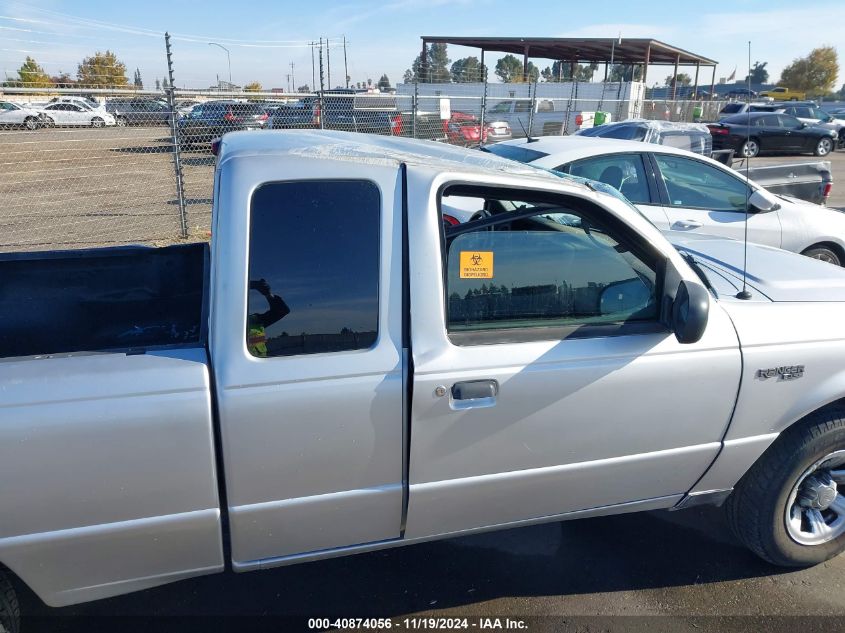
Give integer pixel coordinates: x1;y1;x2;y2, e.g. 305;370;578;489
823;182;832;201
708;126;729;135
312;103;321;126
575;114;583;126
391;114;403;136
224;112;235;122
259;113;268;121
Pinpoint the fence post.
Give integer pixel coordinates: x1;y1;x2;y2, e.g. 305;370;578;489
479;52;487;140
164;32;188;239
527;78;538;136
412;76;418;139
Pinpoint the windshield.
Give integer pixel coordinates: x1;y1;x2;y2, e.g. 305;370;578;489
482;143;549;164
585;125;647;141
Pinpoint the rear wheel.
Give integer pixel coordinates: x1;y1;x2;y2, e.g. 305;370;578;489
814;137;833;156
726;407;845;566
23;117;37;130
91;116;105;128
0;570;20;633
115;116;127;127
802;245;841;266
739;138;760;158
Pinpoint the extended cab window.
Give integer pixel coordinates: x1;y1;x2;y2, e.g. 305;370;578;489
247;180;379;358
441;188;659;343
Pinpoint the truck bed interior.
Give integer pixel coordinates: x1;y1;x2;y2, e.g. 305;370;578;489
0;243;209;358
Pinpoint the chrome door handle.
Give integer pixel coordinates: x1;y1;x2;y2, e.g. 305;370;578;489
450;379;499;410
671;219;703;230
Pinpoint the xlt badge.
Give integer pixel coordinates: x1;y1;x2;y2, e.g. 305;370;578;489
757;365;805;381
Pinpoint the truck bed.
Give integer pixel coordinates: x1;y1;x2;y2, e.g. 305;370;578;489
0;242;208;358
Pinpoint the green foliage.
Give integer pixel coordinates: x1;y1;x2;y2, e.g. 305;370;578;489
77;50;128;88
541;61;598;82
665;73;692;87
609;64;643;82
779;46;839;94
450;56;485;82
133;68;143;89
244;81;262;92
377;74;390;90
745;61;769;84
3;56;54;88
406;43;451;83
495;55;523;82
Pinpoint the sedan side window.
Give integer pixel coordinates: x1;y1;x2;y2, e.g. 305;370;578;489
565;154;652;205
489;101;512;114
441;188;659;343
778;115;803;130
654;154;749;212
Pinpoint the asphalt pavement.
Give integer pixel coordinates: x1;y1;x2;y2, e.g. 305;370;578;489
17;504;845;633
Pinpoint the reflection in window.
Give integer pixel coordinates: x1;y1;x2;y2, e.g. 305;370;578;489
247;180;380;358
444;202;658;335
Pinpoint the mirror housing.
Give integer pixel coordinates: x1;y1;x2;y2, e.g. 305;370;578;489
672;281;709;344
748;188;779;213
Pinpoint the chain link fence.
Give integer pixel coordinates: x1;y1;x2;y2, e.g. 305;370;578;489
0;59;727;253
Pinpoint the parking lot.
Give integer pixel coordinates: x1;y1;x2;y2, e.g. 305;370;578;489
2;124;845;253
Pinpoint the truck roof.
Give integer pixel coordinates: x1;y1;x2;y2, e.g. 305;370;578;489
217;130;585;189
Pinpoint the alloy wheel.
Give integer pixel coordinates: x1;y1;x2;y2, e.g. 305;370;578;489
785;450;845;546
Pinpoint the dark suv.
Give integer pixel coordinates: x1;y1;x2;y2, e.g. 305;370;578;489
176;101;271;149
105;99;172;126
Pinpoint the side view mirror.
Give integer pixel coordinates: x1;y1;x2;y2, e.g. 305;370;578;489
672;281;709;344
748;188;780;213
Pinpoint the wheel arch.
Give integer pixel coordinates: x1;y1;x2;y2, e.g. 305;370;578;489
801;241;845;266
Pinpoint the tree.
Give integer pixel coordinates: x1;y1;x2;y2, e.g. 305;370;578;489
495;55;523;82
133;68;143;89
402;68;414;84
406;43;450;83
50;71;75;88
745;61;769;84
367;78;373;87
450;56;485;82
155;78;161;90
377;74;390;90
665;73;692;88
244;81;262;92
5;56;53;88
609;64;643;82
495;55;539;83
297;84;311;93
77;50;128;88
541;61;598;82
779;46;839;94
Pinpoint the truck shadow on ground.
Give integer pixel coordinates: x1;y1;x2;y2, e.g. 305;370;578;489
22;506;787;631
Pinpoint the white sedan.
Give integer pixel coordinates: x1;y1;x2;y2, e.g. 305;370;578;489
0;101;44;130
39;102;117;128
483;135;845;266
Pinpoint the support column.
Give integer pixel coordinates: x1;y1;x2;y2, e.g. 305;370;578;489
642;43;650;86
671;53;680;100
523;45;530;82
479;49;487;132
710;65;716;99
694;61;701;97
421;39;427;83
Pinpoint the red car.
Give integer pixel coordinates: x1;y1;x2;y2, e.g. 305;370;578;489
443;112;488;146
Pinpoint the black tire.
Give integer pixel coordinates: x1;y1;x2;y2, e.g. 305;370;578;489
801;245;841;266
44;117;55;128
23;117;37;131
814;137;833;157
726;407;845;567
115;116;127;127
0;569;20;633
91;117;105;128
739;138;760;158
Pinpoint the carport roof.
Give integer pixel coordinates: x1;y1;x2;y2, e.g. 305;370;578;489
420;37;718;66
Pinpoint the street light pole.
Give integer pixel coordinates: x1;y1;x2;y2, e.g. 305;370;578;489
208;42;231;88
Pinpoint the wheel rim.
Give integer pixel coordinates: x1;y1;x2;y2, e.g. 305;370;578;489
25;118;36;129
785;450;845;546
810;250;838;264
93;118;103;128
818;139;832;156
742;141;758;157
116;118;126;127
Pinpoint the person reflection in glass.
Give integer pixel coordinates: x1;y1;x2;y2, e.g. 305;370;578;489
247;278;290;357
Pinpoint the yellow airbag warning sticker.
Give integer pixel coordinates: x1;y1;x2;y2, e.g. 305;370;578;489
460;251;494;279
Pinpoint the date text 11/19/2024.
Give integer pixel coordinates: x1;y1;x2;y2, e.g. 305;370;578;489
308;617;529;630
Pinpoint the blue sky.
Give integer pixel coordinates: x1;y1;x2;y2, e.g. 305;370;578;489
1;0;842;90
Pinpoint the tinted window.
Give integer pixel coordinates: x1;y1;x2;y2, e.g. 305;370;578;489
514;101;532;113
482;143;548;164
655;154;749;212
567;154;651;204
778;115;803;129
443;191;658;338
590;125;647;141
754;114;780;127
247;180;379;358
489;101;512;113
232;103;264;115
720;103;743;114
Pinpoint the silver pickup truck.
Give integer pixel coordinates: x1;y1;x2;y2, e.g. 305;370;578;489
3;131;845;629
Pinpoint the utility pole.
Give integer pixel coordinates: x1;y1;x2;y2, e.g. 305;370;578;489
327;37;331;89
318;38;325;129
164;32;187;239
343;36;348;88
311;43;316;92
290;61;295;93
